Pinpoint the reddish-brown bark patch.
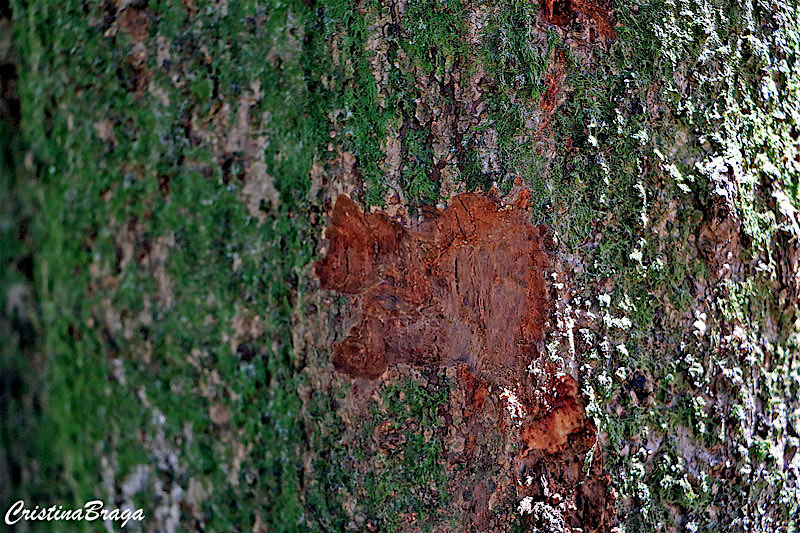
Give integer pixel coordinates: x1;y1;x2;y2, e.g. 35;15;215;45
540;50;568;116
459;364;490;416
316;192;611;530
541;0;616;41
521;374;591;453
315;192;549;382
515;376;609;531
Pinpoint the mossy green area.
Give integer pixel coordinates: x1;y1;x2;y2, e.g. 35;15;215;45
304;378;451;532
3;0;800;531
8;0;329;529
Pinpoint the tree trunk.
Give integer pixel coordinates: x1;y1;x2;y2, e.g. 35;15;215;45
2;0;799;531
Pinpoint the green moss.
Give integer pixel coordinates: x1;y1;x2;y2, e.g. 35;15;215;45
12;0;332;529
482;1;550;101
401;126;439;207
402;0;466;77
465;2;555;194
304;375;451;532
360;377;451;532
487;0;800;528
382;378;449;424
323;0;392;206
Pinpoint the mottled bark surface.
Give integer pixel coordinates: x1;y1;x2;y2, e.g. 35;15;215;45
2;0;800;531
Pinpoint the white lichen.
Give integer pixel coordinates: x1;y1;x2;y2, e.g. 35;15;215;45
500;387;527;423
517;496;534;515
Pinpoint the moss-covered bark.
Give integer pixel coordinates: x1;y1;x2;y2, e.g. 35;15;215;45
2;0;800;531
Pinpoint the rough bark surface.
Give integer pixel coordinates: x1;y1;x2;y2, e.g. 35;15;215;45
2;0;800;531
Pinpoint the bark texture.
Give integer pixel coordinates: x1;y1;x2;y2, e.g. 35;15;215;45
2;0;800;532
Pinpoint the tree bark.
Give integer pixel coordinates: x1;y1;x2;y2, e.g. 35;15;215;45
2;0;800;531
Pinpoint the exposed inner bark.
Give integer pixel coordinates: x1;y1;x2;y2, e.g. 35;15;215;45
315;191;549;382
541;0;616;41
521;374;591;452
316;192;612;530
